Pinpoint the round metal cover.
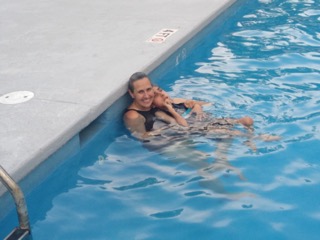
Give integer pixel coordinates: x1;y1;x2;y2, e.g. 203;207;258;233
0;91;34;104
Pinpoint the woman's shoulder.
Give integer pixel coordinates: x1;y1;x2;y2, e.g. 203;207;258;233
123;108;140;119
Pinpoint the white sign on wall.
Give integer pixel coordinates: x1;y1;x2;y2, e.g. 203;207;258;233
146;29;178;43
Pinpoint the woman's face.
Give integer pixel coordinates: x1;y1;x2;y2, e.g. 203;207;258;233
153;86;169;99
153;92;166;108
129;77;154;110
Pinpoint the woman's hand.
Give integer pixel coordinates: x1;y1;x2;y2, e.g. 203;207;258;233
163;99;174;111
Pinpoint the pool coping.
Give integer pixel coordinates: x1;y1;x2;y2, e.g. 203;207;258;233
0;0;237;197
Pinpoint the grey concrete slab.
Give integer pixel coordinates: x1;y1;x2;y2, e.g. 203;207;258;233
0;0;236;191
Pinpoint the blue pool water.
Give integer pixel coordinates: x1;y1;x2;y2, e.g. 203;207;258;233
1;0;320;239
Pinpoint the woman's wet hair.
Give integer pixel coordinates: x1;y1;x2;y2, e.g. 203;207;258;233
128;72;149;92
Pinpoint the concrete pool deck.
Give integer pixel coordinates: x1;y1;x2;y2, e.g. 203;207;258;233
0;0;236;194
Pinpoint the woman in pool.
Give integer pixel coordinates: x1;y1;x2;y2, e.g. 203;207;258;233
152;86;281;145
152;86;254;131
123;72;188;140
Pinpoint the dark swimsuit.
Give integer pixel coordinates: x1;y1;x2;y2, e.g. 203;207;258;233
172;102;193;117
172;102;188;111
124;108;159;131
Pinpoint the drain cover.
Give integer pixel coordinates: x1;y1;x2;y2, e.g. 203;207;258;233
0;91;34;104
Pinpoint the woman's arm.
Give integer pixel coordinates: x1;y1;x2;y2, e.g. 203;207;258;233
172;98;211;106
155;101;188;127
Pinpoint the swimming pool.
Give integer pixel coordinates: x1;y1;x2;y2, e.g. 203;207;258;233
1;0;320;239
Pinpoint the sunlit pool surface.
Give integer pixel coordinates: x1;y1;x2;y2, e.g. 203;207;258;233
1;0;320;239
